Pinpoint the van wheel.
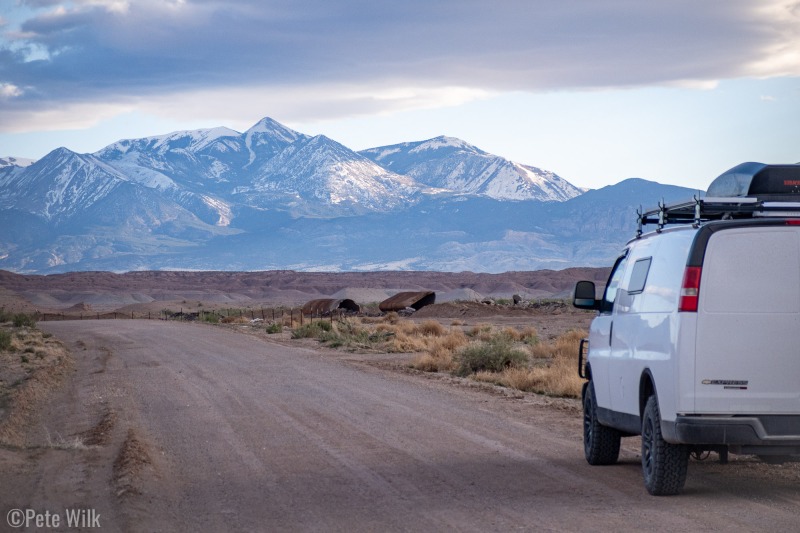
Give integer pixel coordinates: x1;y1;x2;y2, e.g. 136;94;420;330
641;395;689;495
583;381;621;465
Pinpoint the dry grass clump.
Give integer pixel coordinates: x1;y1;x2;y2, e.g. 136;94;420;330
468;323;494;341
416;320;446;337
530;329;585;360
380;312;400;325
410;329;469;372
280;312;584;399
473;329;586;398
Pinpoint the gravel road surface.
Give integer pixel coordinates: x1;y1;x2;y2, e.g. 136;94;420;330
11;320;799;531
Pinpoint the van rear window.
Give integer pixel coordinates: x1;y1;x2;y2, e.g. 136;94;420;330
628;257;652;295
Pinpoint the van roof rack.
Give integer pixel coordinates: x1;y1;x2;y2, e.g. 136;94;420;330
637;162;800;237
636;196;800;237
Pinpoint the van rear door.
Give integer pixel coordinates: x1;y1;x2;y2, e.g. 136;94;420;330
694;226;800;414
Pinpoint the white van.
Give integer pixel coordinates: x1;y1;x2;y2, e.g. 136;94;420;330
573;162;800;495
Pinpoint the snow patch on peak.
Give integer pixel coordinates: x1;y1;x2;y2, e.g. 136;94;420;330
155;127;240;152
246;117;301;138
367;147;401;162
244;117;306;167
0;156;35;168
410;136;475;153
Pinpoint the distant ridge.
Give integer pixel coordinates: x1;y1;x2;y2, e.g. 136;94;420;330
0;116;700;273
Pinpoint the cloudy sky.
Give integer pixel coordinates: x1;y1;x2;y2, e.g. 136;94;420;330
0;0;798;189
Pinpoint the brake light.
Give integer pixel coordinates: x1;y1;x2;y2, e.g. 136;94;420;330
679;266;702;312
786;220;800;226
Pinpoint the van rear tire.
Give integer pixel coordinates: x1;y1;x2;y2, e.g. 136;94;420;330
583;382;621;465
641;395;689;495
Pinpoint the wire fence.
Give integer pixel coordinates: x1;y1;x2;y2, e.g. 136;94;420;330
35;306;349;326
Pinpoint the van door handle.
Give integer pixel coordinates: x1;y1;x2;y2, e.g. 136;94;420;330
609;322;613;345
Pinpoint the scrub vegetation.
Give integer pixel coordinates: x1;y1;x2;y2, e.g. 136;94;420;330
272;310;586;399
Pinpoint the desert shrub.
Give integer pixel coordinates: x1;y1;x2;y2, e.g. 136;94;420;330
500;327;523;341
380;312;400;324
518;326;539;345
467;323;494;341
202;313;220;324
386;326;432;352
0;308;11;323
12;313;36;328
0;330;11;351
411;353;441;372
291;320;333;339
411;330;469;372
493;329;587;398
531;329;585;360
416;320;446;337
265;322;282;334
455;335;529;377
319;320;391;349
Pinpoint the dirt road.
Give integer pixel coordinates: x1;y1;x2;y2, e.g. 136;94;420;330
5;320;800;531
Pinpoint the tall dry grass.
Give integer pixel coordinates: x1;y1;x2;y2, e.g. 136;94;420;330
474;329;586;398
281;313;585;399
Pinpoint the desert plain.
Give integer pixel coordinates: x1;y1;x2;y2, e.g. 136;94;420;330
2;268;800;531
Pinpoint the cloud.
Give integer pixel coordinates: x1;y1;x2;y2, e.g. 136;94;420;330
0;83;23;98
1;0;799;132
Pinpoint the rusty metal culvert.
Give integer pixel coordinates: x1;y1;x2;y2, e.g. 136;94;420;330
378;291;436;313
301;298;361;316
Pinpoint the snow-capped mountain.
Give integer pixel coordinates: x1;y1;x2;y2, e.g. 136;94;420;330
0;148;130;221
360;136;582;202
93;118;416;217
0;115;694;274
245;135;422;215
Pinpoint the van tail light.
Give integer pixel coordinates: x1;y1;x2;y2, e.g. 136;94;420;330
679;266;702;312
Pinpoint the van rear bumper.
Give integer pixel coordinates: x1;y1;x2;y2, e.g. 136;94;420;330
666;415;800;449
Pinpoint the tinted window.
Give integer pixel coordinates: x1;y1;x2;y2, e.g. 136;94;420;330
601;252;629;313
628;257;652;295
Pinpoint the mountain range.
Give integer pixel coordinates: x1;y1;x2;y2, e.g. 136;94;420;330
0;117;698;274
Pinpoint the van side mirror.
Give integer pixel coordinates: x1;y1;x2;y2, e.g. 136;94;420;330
573;281;600;310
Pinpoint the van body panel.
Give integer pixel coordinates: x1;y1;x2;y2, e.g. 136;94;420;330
599;229;695;421
694;227;800;414
580;216;800;451
588;315;613;408
675;313;698;414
